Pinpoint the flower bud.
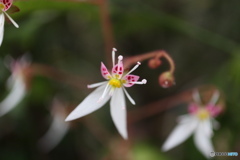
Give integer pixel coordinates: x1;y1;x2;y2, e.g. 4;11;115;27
148;58;161;69
159;71;175;88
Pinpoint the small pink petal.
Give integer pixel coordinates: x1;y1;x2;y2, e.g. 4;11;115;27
112;62;124;78
101;62;111;79
206;104;222;117
0;0;13;11
123;75;139;87
188;103;199;114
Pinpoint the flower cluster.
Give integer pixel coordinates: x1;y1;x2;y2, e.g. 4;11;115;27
0;1;226;157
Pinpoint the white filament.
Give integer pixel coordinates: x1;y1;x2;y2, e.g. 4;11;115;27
131;79;147;85
3;11;19;28
98;84;110;102
209;90;220;105
125;62;141;76
112;48;117;67
193;89;202;104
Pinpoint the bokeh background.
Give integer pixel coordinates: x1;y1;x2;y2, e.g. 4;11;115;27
0;0;239;159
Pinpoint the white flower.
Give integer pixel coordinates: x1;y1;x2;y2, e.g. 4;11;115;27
65;48;147;139
38;99;69;153
0;56;29;117
0;0;19;46
162;90;222;158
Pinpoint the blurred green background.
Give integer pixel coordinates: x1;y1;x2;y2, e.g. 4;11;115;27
0;0;239;159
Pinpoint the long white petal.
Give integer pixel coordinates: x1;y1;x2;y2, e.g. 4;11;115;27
110;88;128;139
0;13;5;46
0;77;26;117
6;75;14;89
162;115;198;151
38;111;69;152
202;119;213;137
3;11;19;28
65;83;110;121
194;120;214;158
177;114;192;123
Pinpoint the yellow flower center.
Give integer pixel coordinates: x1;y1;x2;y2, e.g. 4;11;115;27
197;108;210;120
0;3;5;11
109;78;122;88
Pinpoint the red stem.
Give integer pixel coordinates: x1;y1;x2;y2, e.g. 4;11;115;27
127;89;192;125
98;0;115;66
124;50;175;73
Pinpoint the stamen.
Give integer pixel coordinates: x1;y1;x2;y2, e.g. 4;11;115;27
209;90;220;105
125;62;141;76
98;84;110;102
123;87;135;105
118;55;123;68
131;79;147;85
87;81;106;88
3;11;19;28
117;55;123;78
112;48;117;67
118;55;123;61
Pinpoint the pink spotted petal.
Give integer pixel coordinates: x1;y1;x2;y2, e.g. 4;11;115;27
188;103;199;114
206;104;222;117
123;75;139;87
0;0;13;11
112;62;124;78
101;62;111;79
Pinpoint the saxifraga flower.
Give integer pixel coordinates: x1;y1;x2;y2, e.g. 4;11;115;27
162;90;222;158
65;48;147;139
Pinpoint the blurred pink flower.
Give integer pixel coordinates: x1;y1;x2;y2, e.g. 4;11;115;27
65;48;147;139
38;99;69;152
0;56;29;117
162;90;222;158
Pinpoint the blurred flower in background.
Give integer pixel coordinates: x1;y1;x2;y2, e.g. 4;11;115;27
38;98;69;153
162;90;223;158
0;55;30;117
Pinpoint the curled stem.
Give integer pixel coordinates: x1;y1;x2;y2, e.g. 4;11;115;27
124;50;175;87
124;50;175;73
